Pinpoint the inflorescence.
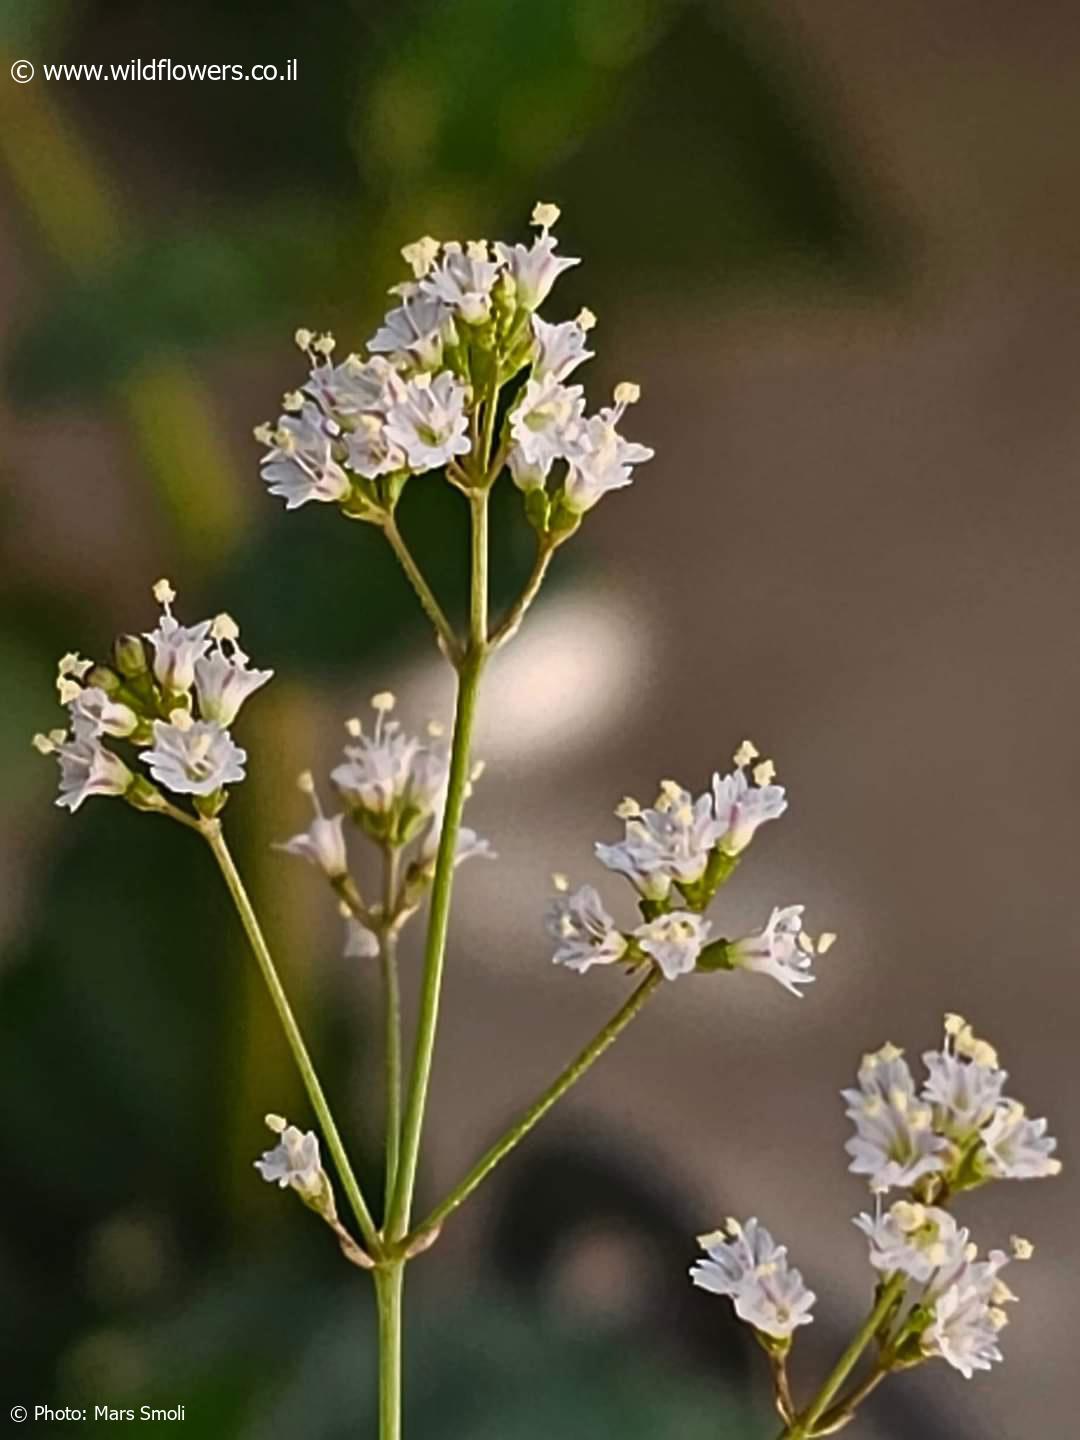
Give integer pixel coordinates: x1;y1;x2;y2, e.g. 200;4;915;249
691;1014;1060;1415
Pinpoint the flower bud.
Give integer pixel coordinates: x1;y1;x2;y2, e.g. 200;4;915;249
87;665;123;696
113;634;149;679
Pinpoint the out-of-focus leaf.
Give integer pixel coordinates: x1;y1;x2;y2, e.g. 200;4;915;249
6;209;349;405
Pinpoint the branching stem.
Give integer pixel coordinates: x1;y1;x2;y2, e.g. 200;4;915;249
202;822;381;1256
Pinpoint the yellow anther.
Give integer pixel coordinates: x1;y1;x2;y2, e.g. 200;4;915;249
282;390;305;412
577;306;597;331
401;236;440;277
1010;1235;1034;1260
733;739;759;768
264;1113;287;1134
696;1229;727;1249
296;770;316;794
371;691;396;713
531;201;561;230
294;328;314;351
752;758;777;786
614;381;641;406
615;796;641;819
152;577;176;606
345;717;363;737
551;873;570;893
211;613;240;642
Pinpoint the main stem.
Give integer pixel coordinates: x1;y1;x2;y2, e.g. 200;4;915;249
374;1265;404;1440
381;848;403;1218
386;493;489;1242
204;823;381;1255
782;1275;906;1439
405;967;663;1247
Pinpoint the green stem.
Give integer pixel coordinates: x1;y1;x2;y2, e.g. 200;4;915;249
203;822;381;1256
782;1275;906;1439
469;490;489;647
383;515;460;662
812;1365;889;1436
402;968;663;1250
374;1264;404;1440
489;540;554;651
381;849;403;1219
385;648;486;1238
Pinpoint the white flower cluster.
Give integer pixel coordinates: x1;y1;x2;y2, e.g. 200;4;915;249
853;1199;1022;1378
277;692;493;958
844;1018;1061;1194
35;580;271;814
545;741;834;990
690;1019;1060;1395
690;1218;816;1340
255;203;652;525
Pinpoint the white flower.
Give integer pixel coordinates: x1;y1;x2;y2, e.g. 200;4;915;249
368;295;454;368
921;1044;1008;1142
277;775;348;879
140;718;247;796
711;765;787;856
254;1119;324;1199
921;1248;1014;1379
305;353;402;420
144;586;213;694
69;686;138;739
506;444;547;493
634;910;710;980
546;884;627;973
419;241;501;325
193;632;272;727
494;231;579;310
384;372;471;472
843;1045;948;1193
854;1201;968;1283
690;1217;816;1340
508;375;585;479
344;415;408;480
344;914;380;959
979;1101;1061;1180
562;393;653;512
331;697;448;833
259;403;351;510
729;905;814;996
44;730;133;812
531;315;593;381
595;782;720;900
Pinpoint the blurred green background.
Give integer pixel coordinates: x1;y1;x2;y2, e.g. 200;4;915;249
3;1;1078;1436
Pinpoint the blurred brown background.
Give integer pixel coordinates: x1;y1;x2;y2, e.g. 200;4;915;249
1;2;1077;1436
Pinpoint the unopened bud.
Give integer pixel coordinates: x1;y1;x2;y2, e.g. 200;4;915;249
87;664;122;696
113;634;149;680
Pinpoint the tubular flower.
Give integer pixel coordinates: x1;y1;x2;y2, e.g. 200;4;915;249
843;1044;948;1193
546;882;628;974
690;1218;816;1340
